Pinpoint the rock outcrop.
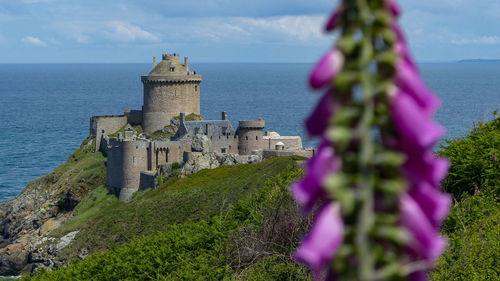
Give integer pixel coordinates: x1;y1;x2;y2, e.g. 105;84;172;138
0;141;106;276
181;152;262;177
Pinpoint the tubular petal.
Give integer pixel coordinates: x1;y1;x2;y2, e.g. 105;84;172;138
291;144;340;212
395;61;441;115
294;203;344;279
409;181;451;226
325;9;341;31
400;194;447;260
309;49;344;89
391;91;444;148
387;0;401;18
306;91;337;137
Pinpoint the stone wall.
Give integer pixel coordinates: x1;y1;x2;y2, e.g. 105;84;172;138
124;109;143;125
262;149;316;159
262;136;303;151
119;140;150;202
237;120;265;155
209;134;239;154
142;81;201;134
89;115;127;152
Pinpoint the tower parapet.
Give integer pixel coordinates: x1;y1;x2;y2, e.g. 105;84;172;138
237;118;265;155
141;53;202;134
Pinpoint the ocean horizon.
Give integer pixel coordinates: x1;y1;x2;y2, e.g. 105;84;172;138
0;62;499;202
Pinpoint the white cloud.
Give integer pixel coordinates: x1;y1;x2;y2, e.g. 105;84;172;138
104;21;160;42
21;36;47;46
55;21;160;43
451;36;500;45
155;15;331;46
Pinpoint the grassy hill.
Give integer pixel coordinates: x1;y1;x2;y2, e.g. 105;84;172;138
24;156;312;280
19;113;500;280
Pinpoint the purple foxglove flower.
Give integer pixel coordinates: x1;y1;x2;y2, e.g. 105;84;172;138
401;149;450;186
409;181;451;226
306;91;337;137
291;142;341;212
391;91;444;149
408;271;427;281
309;49;344;89
400;194;447;260
387;0;401;17
295;203;344;279
325;9;341;31
395;40;418;73
395;60;441;115
392;23;406;43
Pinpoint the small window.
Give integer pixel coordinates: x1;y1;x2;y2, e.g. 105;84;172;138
256;136;258;140
246;136;248;140
195;86;198;91
221;148;226;153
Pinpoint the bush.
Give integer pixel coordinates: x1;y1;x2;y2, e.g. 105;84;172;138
437;111;499;200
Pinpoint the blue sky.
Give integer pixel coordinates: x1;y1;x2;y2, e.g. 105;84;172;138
0;0;499;63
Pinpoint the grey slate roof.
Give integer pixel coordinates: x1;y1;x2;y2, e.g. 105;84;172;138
173;120;235;140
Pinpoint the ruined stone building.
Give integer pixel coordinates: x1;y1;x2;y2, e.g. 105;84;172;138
89;52;315;201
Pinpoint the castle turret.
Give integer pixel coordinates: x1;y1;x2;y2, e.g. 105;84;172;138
237;118;265;155
141;53;202;135
119;140;149;202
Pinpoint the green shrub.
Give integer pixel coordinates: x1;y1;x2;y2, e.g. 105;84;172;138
431;193;499;281
437;111;499;200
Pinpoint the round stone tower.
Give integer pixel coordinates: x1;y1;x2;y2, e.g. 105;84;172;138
141;53;202;135
237;118;265;155
119;140;148;202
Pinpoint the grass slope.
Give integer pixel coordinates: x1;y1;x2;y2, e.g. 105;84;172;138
24;156;311;280
51;156;307;262
21;139;107;212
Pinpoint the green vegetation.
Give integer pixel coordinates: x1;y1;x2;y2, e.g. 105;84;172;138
21;113;499;280
148;129;173;140
172;113;204;121
24;156;311;280
431;113;499;280
437;111;499;200
108;124;143;138
25;139;107;211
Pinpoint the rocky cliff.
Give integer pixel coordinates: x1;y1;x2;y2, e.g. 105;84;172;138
0;140;106;276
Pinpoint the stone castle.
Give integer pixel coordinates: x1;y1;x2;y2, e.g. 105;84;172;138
89;53;315;201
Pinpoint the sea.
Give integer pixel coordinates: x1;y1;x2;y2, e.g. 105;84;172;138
0;62;499;203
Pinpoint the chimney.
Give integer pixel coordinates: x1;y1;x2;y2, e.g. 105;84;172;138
222;111;228;120
180;112;185;124
153;56;156;67
206;124;212;136
184;57;189;71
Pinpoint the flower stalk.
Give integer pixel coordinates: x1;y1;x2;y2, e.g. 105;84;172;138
291;0;451;280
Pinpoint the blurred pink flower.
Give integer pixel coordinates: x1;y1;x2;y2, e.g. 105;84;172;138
309;49;344;89
295;203;344;279
291;141;341;212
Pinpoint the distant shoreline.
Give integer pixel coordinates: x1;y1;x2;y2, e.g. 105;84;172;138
457;59;500;63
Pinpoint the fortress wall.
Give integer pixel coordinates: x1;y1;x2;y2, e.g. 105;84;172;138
104;138;124;196
166;141;192;163
139;171;156;191
119;140;149;201
237;128;265;155
90;115;127;152
263;136;303;150
262;149;316;159
209;135;239;154
125;109;143;125
142;81;201;134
